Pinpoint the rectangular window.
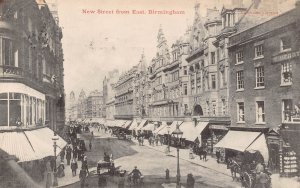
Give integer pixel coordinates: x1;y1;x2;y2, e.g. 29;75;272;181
2;38;14;66
183;66;187;75
281;61;292;85
196;72;201;93
236;71;244;90
183;84;187;95
211;52;215;64
212;100;216;116
281;36;291;51
255;44;264;58
255;66;265;88
206;101;210;115
222;99;226;115
282;99;293;122
211;74;216;89
256;101;265;123
237;102;245;122
191;79;195;95
236;51;244;63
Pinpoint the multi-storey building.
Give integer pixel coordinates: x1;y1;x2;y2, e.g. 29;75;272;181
228;1;300;173
0;0;65;131
85;90;103;118
103;69;119;120
66;91;77;121
77;89;86;119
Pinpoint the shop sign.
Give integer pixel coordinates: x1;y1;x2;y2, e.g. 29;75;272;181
209;125;228;130
272;51;300;63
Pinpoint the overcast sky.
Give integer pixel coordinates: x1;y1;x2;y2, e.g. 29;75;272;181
55;0;233;98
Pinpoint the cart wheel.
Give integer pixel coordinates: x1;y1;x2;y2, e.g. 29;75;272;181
241;172;253;188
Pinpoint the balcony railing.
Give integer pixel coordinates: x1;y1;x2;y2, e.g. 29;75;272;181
0;65;24;77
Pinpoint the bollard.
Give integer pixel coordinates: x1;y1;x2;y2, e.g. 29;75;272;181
165;169;170;182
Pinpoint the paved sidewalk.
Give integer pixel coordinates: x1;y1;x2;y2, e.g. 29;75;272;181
133;138;300;188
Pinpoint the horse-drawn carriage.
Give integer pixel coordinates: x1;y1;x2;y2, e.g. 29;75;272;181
96;160;125;176
227;151;272;188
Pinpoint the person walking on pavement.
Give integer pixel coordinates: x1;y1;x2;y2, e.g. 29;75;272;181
216;149;221;163
186;173;195;188
71;159;78;176
82;155;89;174
60;148;65;162
73;145;78;160
79;167;87;188
66;146;72;165
89;141;92;151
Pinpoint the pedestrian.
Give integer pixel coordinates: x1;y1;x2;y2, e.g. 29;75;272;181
89;141;92;151
98;174;107;188
186;173;195;188
73;146;78;160
79;167;87;188
60;148;65;162
82;155;89;174
203;147;207;162
155;136;159;146
57;162;65;178
66;148;72;165
71;159;78;176
189;146;194;159
50;157;55;172
216;149;221;163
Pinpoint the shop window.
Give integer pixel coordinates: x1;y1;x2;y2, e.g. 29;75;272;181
281;61;292;85
237;102;245;122
255;66;265;88
282;99;300;122
256;101;265;123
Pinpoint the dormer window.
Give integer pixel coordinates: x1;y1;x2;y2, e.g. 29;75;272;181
280;36;291;52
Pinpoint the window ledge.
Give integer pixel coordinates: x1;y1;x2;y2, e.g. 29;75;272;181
254;86;265;90
280;83;292;87
237;121;245;124
255;122;266;125
280;48;292;53
236;89;244;92
235;61;244;65
253;56;264;60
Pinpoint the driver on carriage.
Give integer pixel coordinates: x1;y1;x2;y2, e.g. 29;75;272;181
129;166;142;185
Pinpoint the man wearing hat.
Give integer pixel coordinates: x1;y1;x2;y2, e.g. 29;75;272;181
129;166;142;185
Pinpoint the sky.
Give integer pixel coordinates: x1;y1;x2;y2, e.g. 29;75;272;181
55;0;229;98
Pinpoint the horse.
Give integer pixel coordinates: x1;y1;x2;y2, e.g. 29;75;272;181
227;159;241;181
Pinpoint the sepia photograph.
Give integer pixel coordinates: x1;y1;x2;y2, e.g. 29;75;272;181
0;0;299;187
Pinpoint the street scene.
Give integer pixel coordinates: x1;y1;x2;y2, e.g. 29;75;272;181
0;0;300;188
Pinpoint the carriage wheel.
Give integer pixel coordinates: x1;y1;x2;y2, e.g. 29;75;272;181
241;172;253;188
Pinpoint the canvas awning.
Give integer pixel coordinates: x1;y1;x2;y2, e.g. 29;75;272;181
141;123;155;131
123;121;132;129
128;119;138;130
0;127;67;163
214;131;261;152
180;121;209;141
246;134;269;163
158;121;183;135
135;120;147;130
153;121;167;134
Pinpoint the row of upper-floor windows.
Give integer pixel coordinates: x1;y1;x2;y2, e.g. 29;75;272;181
235;37;292;64
236;61;292;91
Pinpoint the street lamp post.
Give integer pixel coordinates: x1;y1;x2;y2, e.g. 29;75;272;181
52;133;59;186
172;122;183;188
167;124;170;154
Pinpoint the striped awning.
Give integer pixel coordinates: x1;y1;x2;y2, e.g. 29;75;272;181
128;120;138;130
158;121;183;135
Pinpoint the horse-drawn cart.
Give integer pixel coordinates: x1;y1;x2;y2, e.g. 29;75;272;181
96;160;125;176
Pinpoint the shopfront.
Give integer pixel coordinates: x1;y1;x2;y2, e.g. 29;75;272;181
0;83;45;127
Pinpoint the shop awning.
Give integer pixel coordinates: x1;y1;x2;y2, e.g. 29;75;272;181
141;123;155;131
158;121;183;135
153;121;167;134
128;120;138;130
123;121;132;129
214;131;261;152
135;120;147;131
0;127;67;163
246;134;269;163
181;121;209;141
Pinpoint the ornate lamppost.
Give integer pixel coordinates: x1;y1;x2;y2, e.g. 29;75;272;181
172;122;183;188
52;133;59;186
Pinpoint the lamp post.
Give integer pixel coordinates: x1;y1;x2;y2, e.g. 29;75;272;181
172;122;183;188
52;133;59;186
